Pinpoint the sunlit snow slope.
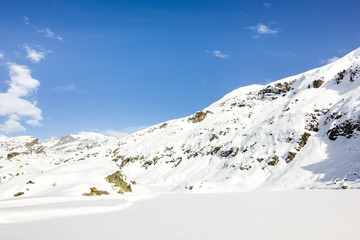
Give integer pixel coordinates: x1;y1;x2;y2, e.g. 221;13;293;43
1;48;360;200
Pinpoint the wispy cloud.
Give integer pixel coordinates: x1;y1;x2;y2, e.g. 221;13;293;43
206;50;229;59
0;52;4;59
37;27;63;41
14;50;21;58
23;16;30;25
26;118;42;127
102;129;129;139
23;16;63;41
24;44;52;63
103;126;148;139
248;23;279;38
0;63;42;134
264;2;272;7
321;56;340;64
53;84;82;93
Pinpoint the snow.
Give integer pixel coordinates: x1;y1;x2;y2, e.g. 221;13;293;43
0;48;360;238
111;46;360;192
1;47;360;197
0;193;154;224
1;191;359;240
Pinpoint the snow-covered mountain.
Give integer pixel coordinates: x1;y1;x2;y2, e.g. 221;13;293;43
1;48;360;200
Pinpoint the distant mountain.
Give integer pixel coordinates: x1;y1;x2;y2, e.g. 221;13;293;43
1;48;360;200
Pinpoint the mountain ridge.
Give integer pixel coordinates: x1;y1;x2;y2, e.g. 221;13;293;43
0;47;360;200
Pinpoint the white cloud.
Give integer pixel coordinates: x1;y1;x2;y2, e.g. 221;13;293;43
0;115;26;134
7;62;40;97
0;63;42;134
53;84;81;93
0;93;42;117
248;23;278;37
0;52;4;59
37;27;63;41
23;16;30;25
264;3;272;7
24;44;52;63
206;50;229;59
103;126;148;139
102;130;129;139
321;56;340;64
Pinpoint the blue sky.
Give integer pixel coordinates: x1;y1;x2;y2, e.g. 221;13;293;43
0;0;359;139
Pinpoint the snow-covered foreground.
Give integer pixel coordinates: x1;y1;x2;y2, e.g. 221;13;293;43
0;193;155;224
1;191;359;240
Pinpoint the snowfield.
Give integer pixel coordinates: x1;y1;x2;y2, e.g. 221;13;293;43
1;191;360;240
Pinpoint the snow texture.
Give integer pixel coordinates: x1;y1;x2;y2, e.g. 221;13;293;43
0;47;360;227
1;191;360;240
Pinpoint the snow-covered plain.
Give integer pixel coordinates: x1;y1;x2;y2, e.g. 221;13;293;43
1;191;360;240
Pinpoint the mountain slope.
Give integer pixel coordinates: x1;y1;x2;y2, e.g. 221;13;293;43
1;48;360;200
113;47;360;191
0;132;119;199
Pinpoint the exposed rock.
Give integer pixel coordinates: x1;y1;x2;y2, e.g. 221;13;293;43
82;187;109;196
313;79;325;88
327;119;360;140
268;155;279;166
350;66;360;81
335;70;346;84
220;148;239;158
299;132;311;148
305;113;320;132
189;111;213;123
285;152;297;163
119;155;142;168
258;80;296;101
173;157;183;168
25;138;39;147
233;148;239;157
325;111;342;125
211;146;221;156
13;192;24;197
26;180;35;184
35;146;45;154
209;134;218;142
159;123;168;129
105;171;132;193
146;127;158;134
7;152;20;160
56;135;76;146
240;164;252;171
142;160;154;168
231;100;247;108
